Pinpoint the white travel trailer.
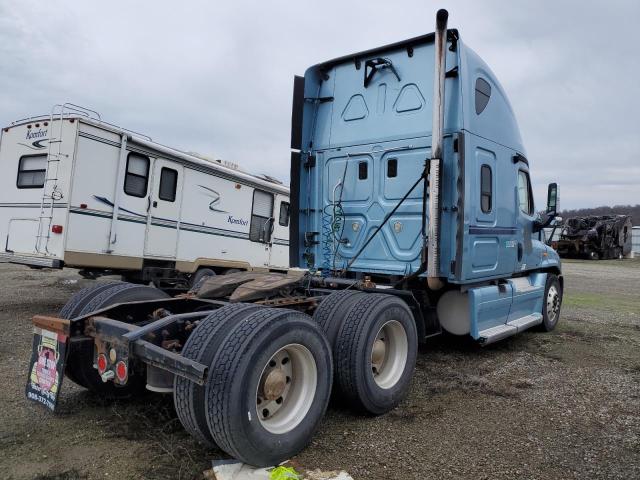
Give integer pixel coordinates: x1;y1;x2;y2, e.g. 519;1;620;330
0;104;290;288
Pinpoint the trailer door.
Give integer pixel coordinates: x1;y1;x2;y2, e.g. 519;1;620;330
144;159;183;258
270;196;290;268
249;189;274;265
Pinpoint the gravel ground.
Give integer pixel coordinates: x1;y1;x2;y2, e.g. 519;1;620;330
0;259;638;479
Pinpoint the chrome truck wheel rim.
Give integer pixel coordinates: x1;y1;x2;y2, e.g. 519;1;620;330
256;344;317;434
547;285;560;323
371;320;408;389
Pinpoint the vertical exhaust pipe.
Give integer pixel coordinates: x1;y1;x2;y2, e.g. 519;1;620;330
427;8;448;290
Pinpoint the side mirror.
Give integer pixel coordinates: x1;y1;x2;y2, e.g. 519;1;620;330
546;183;559;215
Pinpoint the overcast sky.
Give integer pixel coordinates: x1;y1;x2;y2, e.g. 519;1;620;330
1;0;638;210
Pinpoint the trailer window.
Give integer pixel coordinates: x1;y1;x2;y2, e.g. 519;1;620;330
250;189;274;243
475;78;491;115
124;153;150;198
158;167;178;202
480;164;492;213
279;202;290;227
517;170;534;215
17;155;47;188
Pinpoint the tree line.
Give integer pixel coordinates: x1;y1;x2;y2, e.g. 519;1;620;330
560;204;640;226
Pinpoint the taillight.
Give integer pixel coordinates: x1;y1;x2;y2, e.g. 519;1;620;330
51;225;63;234
115;361;128;382
97;354;108;374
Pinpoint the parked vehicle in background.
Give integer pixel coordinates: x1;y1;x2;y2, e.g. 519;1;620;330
27;10;564;467
0;105;290;289
555;215;632;259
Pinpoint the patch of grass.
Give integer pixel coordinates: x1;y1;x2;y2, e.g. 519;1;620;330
563;291;640;315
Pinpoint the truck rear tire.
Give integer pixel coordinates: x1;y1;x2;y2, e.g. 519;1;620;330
59;282;121;319
174;303;262;447
539;274;562;332
205;308;332;467
313;290;367;348
335;294;417;415
59;282;123;386
65;283;170;396
76;283;169;317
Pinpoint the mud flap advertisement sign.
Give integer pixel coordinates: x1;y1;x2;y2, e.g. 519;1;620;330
25;327;67;412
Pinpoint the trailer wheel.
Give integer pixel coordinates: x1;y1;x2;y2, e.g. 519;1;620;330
335;294;417;415
191;268;216;289
312;290;367;348
67;283;170;396
174;303;262;447
206;308;332;467
539;274;562;332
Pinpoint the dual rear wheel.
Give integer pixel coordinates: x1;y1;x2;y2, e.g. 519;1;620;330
174;292;418;466
314;292;418;415
175;306;333;466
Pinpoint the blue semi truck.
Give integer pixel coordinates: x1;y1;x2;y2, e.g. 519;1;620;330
27;10;562;467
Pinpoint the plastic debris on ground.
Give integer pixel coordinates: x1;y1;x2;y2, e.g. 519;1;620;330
204;460;353;480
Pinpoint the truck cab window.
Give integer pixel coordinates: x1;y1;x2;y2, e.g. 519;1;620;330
158;167;178;202
124;153;150;198
475;78;491;114
250;189;274;243
358;161;368;180
480;164;492;213
279;202;290;227
387;158;398;178
517;170;533;215
17;154;47;188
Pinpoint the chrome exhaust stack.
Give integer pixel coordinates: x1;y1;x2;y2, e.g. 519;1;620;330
427;9;448;290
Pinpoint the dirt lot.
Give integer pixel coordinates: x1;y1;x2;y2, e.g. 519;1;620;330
1;259;639;480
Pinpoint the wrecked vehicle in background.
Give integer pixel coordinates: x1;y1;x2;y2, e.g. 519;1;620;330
554;215;632;259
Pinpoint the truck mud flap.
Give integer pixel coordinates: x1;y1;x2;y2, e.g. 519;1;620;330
25;316;70;412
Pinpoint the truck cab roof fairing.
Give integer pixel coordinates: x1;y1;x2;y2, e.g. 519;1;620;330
301;30;462;152
459;42;525;155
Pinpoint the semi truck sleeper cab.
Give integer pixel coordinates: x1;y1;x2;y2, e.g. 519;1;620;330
27;10;562;467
